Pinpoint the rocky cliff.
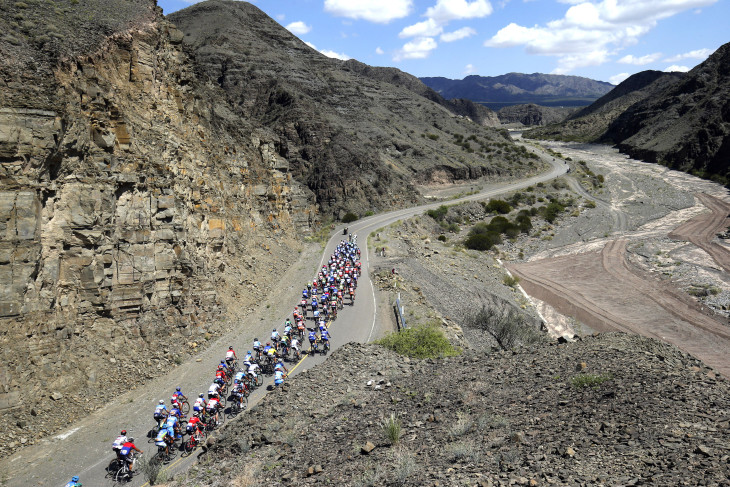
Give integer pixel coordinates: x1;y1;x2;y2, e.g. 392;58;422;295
0;0;308;452
169;1;533;218
526;71;684;142
605;43;730;184
497;104;575;126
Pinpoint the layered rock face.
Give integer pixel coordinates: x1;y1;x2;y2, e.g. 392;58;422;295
0;2;307;450
496;103;575;126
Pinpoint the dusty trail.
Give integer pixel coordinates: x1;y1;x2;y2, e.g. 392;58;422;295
669;193;730;272
510;235;730;377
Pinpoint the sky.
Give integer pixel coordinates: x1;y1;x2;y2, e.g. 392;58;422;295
157;0;729;85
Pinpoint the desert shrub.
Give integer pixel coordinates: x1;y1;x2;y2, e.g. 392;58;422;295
382;413;402;445
485;198;513;214
503;275;520;287
515;212;532;233
376;325;459;359
464;304;542;350
585;200;596;209
446;222;460;233
426;205;449;221
541;201;565;223
464;232;501;251
437;234;447;242
342;212;358;223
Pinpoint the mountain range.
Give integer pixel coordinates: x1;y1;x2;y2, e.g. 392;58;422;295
420;73;615;110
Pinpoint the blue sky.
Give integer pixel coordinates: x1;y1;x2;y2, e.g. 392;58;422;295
158;0;729;84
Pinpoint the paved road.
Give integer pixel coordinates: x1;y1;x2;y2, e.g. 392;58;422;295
2;152;566;487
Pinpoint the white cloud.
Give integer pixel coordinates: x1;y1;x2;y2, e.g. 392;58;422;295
609;72;630;84
375;47;385;55
464;63;476;74
285;21;312;35
617;53;662;65
276;14;286;21
399;18;443;38
485;0;718;73
425;0;493;24
324;0;413;23
664;64;690;72
441;26;477;42
320;49;351;61
394;37;438;61
664;48;713;62
305;41;318;50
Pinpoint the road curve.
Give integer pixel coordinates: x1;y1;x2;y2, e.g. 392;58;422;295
1;155;567;487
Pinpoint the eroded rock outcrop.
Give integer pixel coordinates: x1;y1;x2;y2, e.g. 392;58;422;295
0;2;308;452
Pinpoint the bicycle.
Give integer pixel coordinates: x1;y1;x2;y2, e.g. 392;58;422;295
321;340;330;356
113;452;139;486
228;394;248;418
175;395;190;415
182;428;206;456
153;443;176;465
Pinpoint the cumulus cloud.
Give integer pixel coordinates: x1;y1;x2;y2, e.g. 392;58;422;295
609;72;630;84
376;47;385;55
664;64;690;72
324;0;413;23
485;0;718;73
394;37;438;60
664;48;713;62
285;21;312;35
399;18;443;38
425;0;493;24
320;49;351;61
464;63;476;74
617;53;662;65
441;26;477;42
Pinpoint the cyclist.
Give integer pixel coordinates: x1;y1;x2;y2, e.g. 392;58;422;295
165;414;181;439
271;328;280;343
154;428;172;456
206;395;222;425
225;346;238;368
171;387;185;409
153;400;168;426
169;402;182;423
279;334;290;356
234;368;247;385
263;342;272;356
208;381;222;399
231;382;247;408
308;330;318;352
253;338;262;357
321;329;331;350
119;437;142;474
274;359;288;374
112;429;128;457
64;476;82;487
187;412;203;436
193;393;206;413
318;319;327;333
247;360;260;383
274;367;287;387
291;337;301;358
214;366;226;385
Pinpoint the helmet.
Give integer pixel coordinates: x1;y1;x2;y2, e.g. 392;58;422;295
128;437;134;443
159;399;165;404
176;387;181;391
247;351;252;354
193;411;199;417
72;477;79;482
266;342;270;345
273;328;277;332
121;430;127;435
199;393;204;398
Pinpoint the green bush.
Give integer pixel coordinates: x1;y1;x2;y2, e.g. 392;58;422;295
382;414;402;445
437;235;447;242
503;275;520;287
342;212;358;223
571;373;613;389
541;201;565;223
426;205;449;221
376;325;459;359
464;232;501;250
485;198;513;214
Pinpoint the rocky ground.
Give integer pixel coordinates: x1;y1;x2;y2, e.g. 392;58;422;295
173;334;730;487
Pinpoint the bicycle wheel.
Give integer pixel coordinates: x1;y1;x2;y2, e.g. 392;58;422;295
218;410;226;424
114;465;130;485
182;437;196;456
255;374;263;387
219;395;227;407
227;403;239;420
180;400;190;415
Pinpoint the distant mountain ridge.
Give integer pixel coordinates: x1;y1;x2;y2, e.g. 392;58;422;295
420;73;614;109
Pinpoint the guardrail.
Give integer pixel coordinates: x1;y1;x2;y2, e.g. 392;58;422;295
394;292;407;331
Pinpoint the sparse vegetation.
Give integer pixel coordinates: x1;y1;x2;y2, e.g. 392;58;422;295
465;305;542;350
382;413;402;445
571;372;614;389
503;274;520;287
342;212;359;223
376;324;459;359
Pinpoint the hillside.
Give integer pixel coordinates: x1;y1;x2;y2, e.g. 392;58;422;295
169;1;533;218
527;41;730;185
497;104;576;126
526;71;684;141
179;334;730;486
420;73;614;110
